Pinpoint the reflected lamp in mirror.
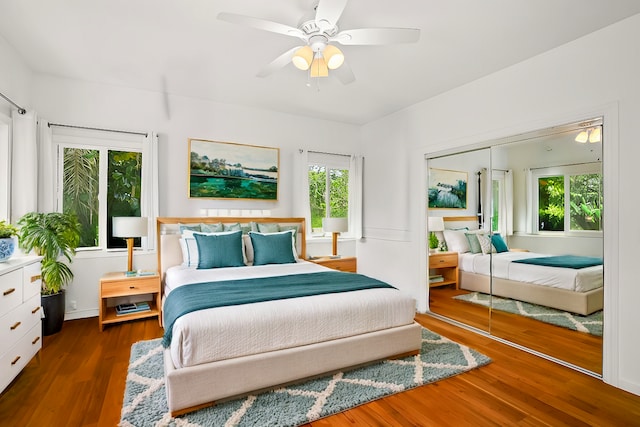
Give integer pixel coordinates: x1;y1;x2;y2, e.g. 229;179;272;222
112;216;148;273
322;217;348;257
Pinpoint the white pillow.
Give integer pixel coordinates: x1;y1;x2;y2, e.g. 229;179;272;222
443;229;470;253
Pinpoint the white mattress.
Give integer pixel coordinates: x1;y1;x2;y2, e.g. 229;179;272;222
164;261;417;368
458;252;602;292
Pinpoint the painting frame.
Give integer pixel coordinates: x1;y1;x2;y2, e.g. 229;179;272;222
428;168;468;209
188;138;279;201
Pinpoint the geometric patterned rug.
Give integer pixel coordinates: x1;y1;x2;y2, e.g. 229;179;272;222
119;328;491;427
453;292;603;336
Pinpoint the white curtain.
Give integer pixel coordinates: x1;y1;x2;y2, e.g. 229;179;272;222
294;149;311;236
525;168;533;233
141;132;159;250
494;169;514;236
348;155;364;239
11;110;37;222
37;119;55;212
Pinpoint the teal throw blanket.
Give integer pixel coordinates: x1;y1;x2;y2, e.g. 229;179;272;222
513;255;603;269
162;271;395;347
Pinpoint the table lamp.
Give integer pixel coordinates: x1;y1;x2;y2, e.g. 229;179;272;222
322;217;348;257
112;216;148;273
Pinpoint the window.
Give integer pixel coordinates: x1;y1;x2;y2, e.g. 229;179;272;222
308;152;350;235
53;127;156;251
533;163;602;233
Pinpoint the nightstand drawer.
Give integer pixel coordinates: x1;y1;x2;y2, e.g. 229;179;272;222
101;277;159;297
307;256;357;273
429;253;458;268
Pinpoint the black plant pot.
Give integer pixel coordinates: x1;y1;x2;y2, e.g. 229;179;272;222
41;291;65;336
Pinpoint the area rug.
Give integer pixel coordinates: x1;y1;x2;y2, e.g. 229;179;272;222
453;292;603;336
119;328;491;427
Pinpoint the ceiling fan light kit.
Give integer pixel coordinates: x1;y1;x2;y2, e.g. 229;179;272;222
218;0;420;84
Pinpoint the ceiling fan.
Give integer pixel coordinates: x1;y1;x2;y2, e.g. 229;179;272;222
218;0;420;84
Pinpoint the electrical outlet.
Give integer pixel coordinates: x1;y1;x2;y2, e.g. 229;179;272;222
70;300;77;310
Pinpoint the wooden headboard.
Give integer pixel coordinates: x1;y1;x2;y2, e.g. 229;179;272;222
442;216;481;230
156;217;306;280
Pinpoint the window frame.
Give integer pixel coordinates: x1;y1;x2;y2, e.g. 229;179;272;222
52;127;153;253
307;152;352;238
531;162;602;236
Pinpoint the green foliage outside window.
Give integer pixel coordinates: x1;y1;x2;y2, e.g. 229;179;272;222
63;148;142;248
309;165;349;230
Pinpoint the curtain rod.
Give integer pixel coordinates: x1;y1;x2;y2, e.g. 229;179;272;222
0;91;26;114
48;122;148;137
302;149;351;158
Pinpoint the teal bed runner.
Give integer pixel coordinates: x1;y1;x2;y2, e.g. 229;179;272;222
512;255;602;269
162;271;395;347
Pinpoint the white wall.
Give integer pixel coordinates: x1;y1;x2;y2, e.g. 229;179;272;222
359;13;640;395
25;74;360;319
0;35;32;117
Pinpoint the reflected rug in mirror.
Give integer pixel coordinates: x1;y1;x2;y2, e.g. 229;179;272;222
120;328;491;427
453;292;603;336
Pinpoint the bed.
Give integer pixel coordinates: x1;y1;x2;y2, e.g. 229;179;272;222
157;217;422;416
439;216;603;316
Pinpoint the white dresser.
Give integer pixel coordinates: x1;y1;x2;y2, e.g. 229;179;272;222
0;256;42;393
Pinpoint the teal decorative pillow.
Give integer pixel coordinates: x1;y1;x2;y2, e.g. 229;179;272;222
179;223;201;233
257;223;280;233
465;233;482;254
194;231;245;269
222;222;242;232
491;233;509;253
200;222;223;233
249;230;296;265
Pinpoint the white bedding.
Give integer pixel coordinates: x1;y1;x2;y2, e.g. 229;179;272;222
458;252;602;292
164;261;417;368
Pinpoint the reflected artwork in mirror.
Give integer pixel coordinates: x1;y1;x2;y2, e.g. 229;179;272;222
426;119;603;375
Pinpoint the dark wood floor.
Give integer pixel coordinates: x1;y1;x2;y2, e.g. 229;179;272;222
1;315;638;427
429;285;603;374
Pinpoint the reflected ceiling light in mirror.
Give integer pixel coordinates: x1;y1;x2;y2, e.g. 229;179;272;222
575;126;602;143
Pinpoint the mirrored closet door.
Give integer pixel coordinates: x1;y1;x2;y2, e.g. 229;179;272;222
426;119;604;375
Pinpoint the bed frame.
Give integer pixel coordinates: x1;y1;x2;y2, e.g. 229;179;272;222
156;217;423;417
442;217;603;316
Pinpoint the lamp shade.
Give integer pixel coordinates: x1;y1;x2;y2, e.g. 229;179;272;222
292;46;313;70
323;45;344;70
322;217;348;233
310;54;329;77
112;217;148;238
428;216;445;232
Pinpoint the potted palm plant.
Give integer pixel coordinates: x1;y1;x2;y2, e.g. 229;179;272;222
0;220;19;262
17;212;81;335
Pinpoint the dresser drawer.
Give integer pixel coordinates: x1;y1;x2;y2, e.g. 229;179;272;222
429;253;458;268
23;262;42;301
0;323;41;393
101;276;159;298
0;269;23;314
0;294;42;349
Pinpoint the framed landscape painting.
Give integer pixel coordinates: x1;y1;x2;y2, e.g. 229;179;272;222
428;168;467;209
189;139;279;200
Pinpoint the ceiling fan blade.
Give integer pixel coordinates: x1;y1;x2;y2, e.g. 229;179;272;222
332;27;420;45
332;61;356;85
218;12;306;40
256;46;303;78
315;0;348;28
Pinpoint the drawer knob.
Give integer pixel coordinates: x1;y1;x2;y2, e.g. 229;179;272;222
3;287;16;296
10;321;21;330
31;274;42;283
129;286;135;289
32;306;41;314
11;356;21;366
32;336;40;345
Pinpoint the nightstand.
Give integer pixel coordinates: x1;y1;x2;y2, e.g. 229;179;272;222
307;256;357;273
428;251;459;289
99;272;161;331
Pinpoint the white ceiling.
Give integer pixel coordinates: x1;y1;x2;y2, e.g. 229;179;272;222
1;0;639;125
